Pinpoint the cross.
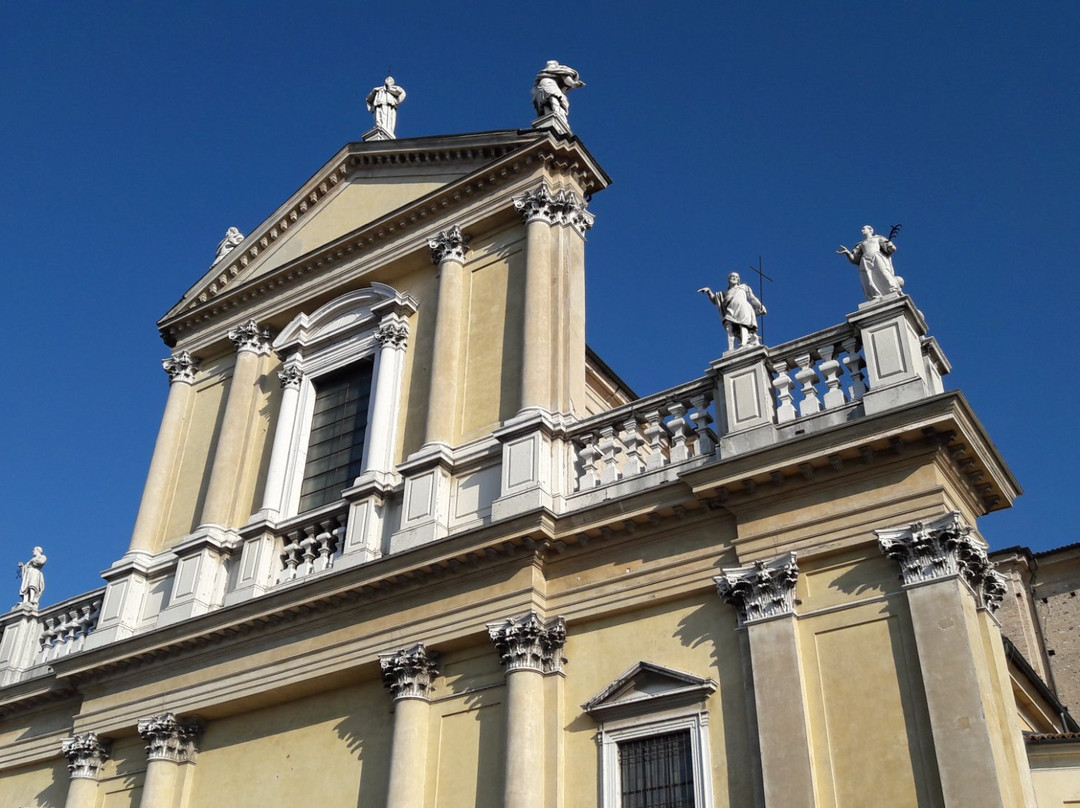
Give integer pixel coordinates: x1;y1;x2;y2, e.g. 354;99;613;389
746;256;774;340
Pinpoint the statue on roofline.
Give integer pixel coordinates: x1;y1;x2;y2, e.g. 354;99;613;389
212;227;244;266
17;546;46;608
531;60;585;123
837;225;904;301
366;76;407;139
699;272;767;352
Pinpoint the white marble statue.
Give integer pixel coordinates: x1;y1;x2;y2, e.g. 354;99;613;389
531;60;585;121
837;225;904;301
18;546;46;607
366;76;407;137
213;227;244;265
699;272;767;351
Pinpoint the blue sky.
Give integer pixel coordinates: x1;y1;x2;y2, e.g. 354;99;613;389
2;2;1078;606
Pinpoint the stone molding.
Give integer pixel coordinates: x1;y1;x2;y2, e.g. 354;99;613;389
714;551;800;625
877;511;1006;613
277;364;303;390
375;321;409;349
513;184;595;235
61;732;111;780
378;642;441;701
487;611;567;673
428;225;470;265
227;319;272;354
161;350;199;384
137;712;202;763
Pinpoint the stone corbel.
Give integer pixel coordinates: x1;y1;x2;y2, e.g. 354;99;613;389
714;551;800;625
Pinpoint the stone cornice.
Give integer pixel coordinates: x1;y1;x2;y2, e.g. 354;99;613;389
159;130;608;347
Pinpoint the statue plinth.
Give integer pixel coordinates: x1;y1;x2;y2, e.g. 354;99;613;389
531;112;571;135
362;125;394;142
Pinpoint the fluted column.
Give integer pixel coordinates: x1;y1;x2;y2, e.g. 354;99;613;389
200;320;270;527
258;361;304;517
136;713;201;808
514;187;558;413
424;226;469;446
129;351;199;552
716;552;816;808
61;733;111;808
488;612;566;808
379;643;440;808
877;512;1035;808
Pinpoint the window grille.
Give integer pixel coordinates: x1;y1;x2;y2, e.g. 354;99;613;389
299;359;374;512
618;730;695;808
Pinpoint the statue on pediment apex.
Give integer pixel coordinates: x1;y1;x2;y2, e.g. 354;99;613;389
837;225;904;301
366;76;406;138
699;272;767;352
532;60;585;122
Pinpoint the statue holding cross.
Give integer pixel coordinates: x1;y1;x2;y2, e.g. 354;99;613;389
699;271;768;352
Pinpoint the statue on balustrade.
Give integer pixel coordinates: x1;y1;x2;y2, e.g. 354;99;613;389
699;272;767;352
17;546;46;608
531;60;585;122
837;225;904;301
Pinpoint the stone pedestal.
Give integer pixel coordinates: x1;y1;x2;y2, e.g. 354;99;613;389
710;345;775;456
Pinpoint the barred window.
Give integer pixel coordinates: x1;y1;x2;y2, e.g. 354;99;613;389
618;731;695;808
298;359;374;512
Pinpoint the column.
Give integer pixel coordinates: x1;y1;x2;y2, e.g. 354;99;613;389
424;225;469;446
560;195;593;416
129;351;199;553
715;552;817;808
199;320;270;528
61;732;111;808
363;318;409;480
513;186;558;413
258;361;304;518
136;713;201;808
379;643;440;808
877;512;1035;808
487;612;566;808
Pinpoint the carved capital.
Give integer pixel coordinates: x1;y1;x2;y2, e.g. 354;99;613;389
227;319;271;354
379;643;440;701
61;733;111;780
374;321;409;349
277;364;303;390
513;185;594;234
428;225;470;265
877;511;1005;613
487;612;567;673
137;713;202;763
161;350;199;384
714;551;799;625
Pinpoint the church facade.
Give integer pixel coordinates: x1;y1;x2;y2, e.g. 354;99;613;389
1;71;1078;808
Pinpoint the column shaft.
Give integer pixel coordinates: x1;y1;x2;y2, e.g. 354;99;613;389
63;777;101;808
137;758;179;808
259;368;302;516
386;697;431;808
520;218;552;412
503;668;545;808
425;257;465;445
200;344;264;526
365;325;407;475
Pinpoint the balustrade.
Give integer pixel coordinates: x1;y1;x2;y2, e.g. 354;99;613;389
38;593;103;661
767;327;866;425
277;506;348;584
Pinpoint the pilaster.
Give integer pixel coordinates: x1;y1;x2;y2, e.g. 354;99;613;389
380;643;439;808
715;552;817;808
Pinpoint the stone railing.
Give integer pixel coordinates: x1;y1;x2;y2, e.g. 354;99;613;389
568;378;716;491
38;592;104;662
277;502;349;584
766;324;865;423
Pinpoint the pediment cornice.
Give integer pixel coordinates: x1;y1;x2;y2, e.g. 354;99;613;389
159;129;609;347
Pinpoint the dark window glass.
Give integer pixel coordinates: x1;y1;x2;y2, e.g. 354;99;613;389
618;731;695;808
299;359;374;512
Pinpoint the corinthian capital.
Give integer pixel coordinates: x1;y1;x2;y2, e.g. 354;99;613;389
877;511;1006;613
61;733;111;780
487;612;567;673
277;364;303;389
227;319;271;354
375;321;409;349
137;712;202;763
561;192;595;236
379;643;440;701
428;225;471;265
714;551;799;625
513;185;594;234
162;350;199;384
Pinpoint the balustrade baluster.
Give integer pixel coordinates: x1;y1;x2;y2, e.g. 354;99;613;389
667;401;693;463
794;353;822;416
642;410;668;471
598;424;622;485
689;393;715;457
281;531;302;581
577;433;600;489
841;337;868;400
771;360;797;423
818;344;846;409
622;416;645;476
300;527;318;575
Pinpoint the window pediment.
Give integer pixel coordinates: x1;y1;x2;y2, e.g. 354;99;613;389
584;662;717;722
273;282;404;355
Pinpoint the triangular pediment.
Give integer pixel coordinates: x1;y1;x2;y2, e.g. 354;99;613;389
160;128;608;338
583;662;717;720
